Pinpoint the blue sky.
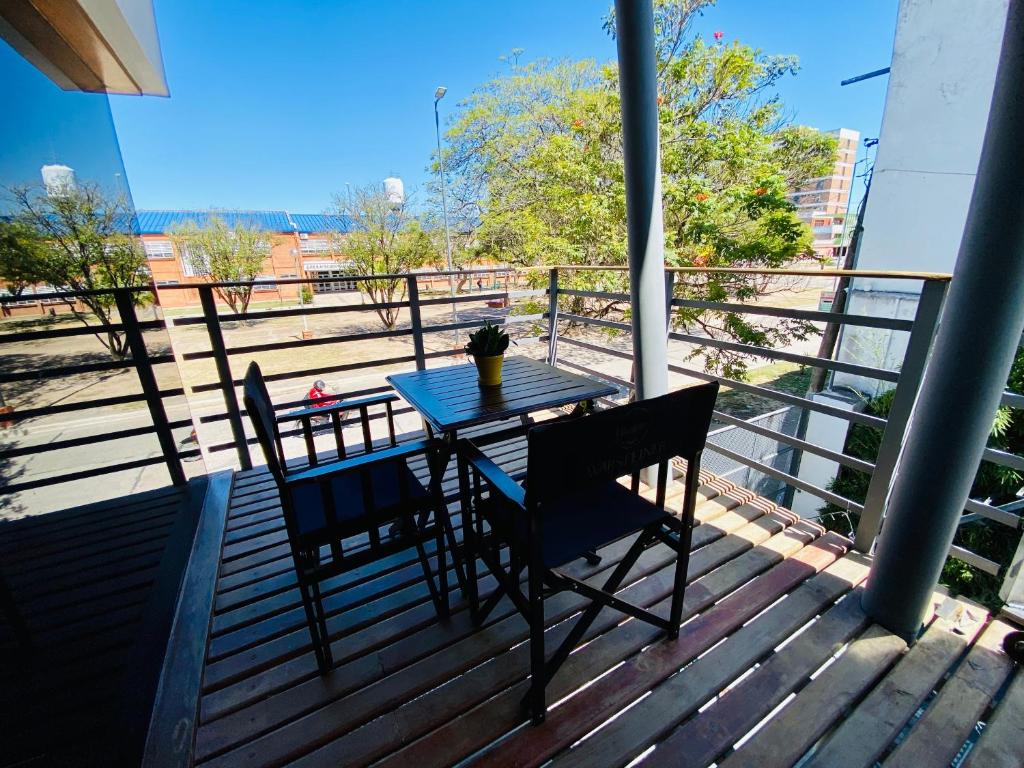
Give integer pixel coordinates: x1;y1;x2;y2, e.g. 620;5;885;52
110;0;898;213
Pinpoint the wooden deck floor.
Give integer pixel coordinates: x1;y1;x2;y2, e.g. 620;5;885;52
0;480;209;767
194;435;1023;768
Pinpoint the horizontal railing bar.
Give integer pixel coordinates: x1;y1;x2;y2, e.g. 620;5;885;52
0;287;153;303
0;319;166;343
153;268;518;290
964;497;1022;529
206;405;417;454
948;544;1002;576
552;334;634;362
557;289;632;302
0;420;192;459
169;301;410;326
181;327;413;361
198;384;396;424
556;359;635;391
982;446;1024;472
0;353;176;383
190;354;417;393
1;392;149;421
537;265;952;281
665;361;889;429
420;315;540;334
0;455;168;493
711;409;876;475
668;330;901;383
1002;390;1024;409
707;442;865;514
671;298;915;332
418;292;510;306
558;312;632;333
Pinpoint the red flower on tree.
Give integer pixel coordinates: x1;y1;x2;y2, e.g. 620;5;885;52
572;118;584;130
695;192;709;202
713;30;724;40
754;186;768;196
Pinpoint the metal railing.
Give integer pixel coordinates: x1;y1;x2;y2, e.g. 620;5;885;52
2;267;1020;610
541;266;1023;603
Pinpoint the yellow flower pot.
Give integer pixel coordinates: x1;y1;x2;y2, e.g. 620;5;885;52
474;353;504;387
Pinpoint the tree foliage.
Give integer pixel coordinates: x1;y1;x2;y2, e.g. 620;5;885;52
170;215;270;315
439;0;836;378
0;219;48;297
326;184;435;330
7;183;150;359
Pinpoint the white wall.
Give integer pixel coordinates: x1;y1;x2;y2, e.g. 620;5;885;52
833;0;1008;396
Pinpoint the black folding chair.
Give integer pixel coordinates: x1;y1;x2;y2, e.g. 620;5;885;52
457;382;719;723
243;362;451;674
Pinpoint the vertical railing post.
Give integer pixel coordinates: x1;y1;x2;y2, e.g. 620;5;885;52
199;286;252;471
114;288;186;485
854;279;948;552
407;275;426;371
547;268;559;366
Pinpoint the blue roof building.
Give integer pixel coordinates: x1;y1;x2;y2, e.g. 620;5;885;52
136;210;352;235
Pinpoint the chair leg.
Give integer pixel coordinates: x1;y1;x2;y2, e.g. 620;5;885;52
299;580;330;673
436;516;450;618
668;541;690;640
458;458;481;618
309;578;333;669
527;561;547;724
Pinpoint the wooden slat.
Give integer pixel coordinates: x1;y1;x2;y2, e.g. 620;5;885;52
720;624;907;768
644;585;873;768
552;554;872;768
960;667;1024;768
801;608;987;768
883;619;1016;767
370;523;832;768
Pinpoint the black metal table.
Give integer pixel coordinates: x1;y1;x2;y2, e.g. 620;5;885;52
386;355;617;439
387;357;618;586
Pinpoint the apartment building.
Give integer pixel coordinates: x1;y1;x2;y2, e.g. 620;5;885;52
788;127;860;262
138;210;355;308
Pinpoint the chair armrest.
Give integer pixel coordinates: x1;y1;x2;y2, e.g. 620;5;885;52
282;392;399;422
458;439;526;509
284;437;436;486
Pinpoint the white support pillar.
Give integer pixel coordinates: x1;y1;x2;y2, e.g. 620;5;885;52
614;0;668;402
862;0;1024;640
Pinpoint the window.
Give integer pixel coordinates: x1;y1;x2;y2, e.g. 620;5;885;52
179;244;210;277
156;279;180;286
144;240;174;259
300;238;331;254
253;275;277;292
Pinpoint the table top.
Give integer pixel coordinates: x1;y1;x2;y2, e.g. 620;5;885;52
386;356;618;434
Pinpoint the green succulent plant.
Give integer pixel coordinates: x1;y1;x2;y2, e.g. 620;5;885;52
465;322;511;357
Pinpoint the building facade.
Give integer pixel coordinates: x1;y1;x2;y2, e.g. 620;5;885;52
788;128;860;262
137;210;355;308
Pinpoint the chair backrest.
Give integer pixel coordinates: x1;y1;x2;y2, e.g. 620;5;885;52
243;361;286;484
525;382;719;505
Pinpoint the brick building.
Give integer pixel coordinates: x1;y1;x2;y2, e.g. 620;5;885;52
788;128;860;262
137;210;356;308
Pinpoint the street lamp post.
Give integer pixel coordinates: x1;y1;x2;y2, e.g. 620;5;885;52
434;85;459;346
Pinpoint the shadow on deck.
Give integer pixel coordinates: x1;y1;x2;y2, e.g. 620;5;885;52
0;479;215;767
189;432;1023;768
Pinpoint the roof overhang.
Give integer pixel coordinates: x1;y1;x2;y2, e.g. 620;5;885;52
0;0;168;96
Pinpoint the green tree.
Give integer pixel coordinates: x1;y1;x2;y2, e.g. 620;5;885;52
0;219;48;297
439;0;835;377
326;184;435;329
170;215;270;315
8;183;150;359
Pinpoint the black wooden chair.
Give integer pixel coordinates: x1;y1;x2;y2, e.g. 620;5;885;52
243;361;451;674
457;382;719;723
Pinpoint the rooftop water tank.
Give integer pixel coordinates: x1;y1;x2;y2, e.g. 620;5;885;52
383;177;404;209
41;164;76;196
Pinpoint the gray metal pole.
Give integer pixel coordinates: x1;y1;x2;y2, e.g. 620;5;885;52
862;1;1024;640
434;94;458;343
614;0;668;401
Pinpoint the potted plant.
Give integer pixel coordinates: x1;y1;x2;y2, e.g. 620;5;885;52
465;322;511;386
